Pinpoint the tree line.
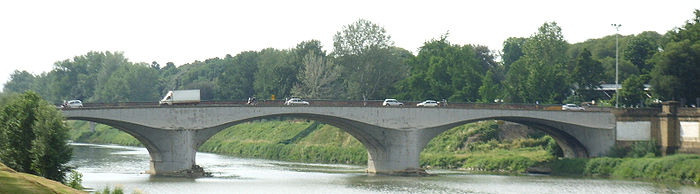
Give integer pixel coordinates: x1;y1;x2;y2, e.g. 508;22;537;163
4;10;700;107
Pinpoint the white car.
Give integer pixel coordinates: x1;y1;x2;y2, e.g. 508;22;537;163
562;104;585;111
382;99;404;106
64;100;83;108
285;98;309;105
417;100;439;107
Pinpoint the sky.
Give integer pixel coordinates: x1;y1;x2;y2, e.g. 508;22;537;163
0;0;698;91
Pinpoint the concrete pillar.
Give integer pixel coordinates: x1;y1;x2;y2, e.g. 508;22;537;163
89;121;96;133
659;101;680;155
366;130;424;174
145;129;202;177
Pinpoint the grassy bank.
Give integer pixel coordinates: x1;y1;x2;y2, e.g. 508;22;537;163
0;162;85;194
548;155;700;184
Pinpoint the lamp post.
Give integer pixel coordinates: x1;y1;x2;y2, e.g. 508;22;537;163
611;24;621;108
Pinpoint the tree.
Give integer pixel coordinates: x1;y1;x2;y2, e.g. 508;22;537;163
396;36;484;102
0;91;72;183
625;33;660;74
291;51;341;99
571;48;604;101
650;10;700;101
216;52;258;100
332;19;408;100
253;48;297;99
3;70;35;93
505;22;570;103
618;75;647;107
94;63;161;102
0;92;40;172
30;99;72;182
502;37;527;71
479;70;501;102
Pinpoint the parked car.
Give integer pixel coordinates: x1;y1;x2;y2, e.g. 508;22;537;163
64;100;83;108
417;100;439;107
382;99;404;106
285;98;309;105
562;104;585;111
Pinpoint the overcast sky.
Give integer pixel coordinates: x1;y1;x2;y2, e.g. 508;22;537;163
1;0;697;91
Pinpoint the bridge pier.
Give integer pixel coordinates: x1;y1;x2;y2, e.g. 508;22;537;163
366;130;425;175
141;129;204;177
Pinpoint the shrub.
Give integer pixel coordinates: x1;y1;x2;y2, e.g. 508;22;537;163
65;170;83;190
584;157;624;177
548;158;588;175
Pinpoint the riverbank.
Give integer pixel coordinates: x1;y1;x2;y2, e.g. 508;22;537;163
548;155;700;184
0;162;85;194
66;120;700;184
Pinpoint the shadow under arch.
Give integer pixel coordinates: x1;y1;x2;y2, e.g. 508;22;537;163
65;117;165;173
194;113;388;167
420;116;591;158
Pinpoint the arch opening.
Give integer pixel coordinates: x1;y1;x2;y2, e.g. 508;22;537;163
195;113;385;166
418;118;592;171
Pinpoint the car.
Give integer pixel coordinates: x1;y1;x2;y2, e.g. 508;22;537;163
382;99;404;106
417;100;439;107
64;100;83;108
562;104;585;111
284;98;309;105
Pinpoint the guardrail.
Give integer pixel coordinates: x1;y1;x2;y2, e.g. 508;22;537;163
57;100;614;112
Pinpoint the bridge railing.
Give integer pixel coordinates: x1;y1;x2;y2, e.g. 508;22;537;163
68;100;613;112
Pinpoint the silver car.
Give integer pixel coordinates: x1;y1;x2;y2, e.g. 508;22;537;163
417;100;439;107
562;104;584;111
382;99;404;106
285;98;309;105
64;100;83;108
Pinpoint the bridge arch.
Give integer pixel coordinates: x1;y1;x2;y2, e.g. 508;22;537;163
419;116;593;159
65;117;167;174
195;113;398;173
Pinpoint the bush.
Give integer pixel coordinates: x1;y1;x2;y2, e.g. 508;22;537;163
584;157;624;177
626;140;659;158
607;140;659;158
548;158;587;175
612;154;700;183
65;170;83;190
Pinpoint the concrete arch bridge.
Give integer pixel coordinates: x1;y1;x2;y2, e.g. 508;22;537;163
63;103;695;176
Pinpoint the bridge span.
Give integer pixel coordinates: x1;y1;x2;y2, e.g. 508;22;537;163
61;102;698;176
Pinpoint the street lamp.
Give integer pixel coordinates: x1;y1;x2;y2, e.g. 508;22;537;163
611;24;621;108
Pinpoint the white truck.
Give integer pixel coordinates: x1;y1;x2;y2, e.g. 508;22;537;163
159;90;201;105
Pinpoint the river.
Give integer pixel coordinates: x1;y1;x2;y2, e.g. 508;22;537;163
68;143;699;194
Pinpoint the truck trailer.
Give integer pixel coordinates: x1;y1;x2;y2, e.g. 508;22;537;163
159;90;201;105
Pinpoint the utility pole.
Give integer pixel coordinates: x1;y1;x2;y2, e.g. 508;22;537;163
611;24;621;108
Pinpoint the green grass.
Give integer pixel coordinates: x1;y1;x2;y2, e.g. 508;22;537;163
0;162;85;194
67;121;141;146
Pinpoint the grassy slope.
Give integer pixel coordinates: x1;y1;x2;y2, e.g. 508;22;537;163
0;162;85;194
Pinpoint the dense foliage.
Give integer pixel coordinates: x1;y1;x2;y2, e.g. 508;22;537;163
0;91;72;183
5;11;700;105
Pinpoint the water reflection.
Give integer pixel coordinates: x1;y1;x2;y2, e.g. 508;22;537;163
68;143;699;194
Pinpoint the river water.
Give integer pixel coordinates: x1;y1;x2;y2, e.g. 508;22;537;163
68;143;699;194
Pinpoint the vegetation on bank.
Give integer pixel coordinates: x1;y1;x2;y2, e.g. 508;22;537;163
548;155;700;184
0;91;73;184
0;162;85;194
